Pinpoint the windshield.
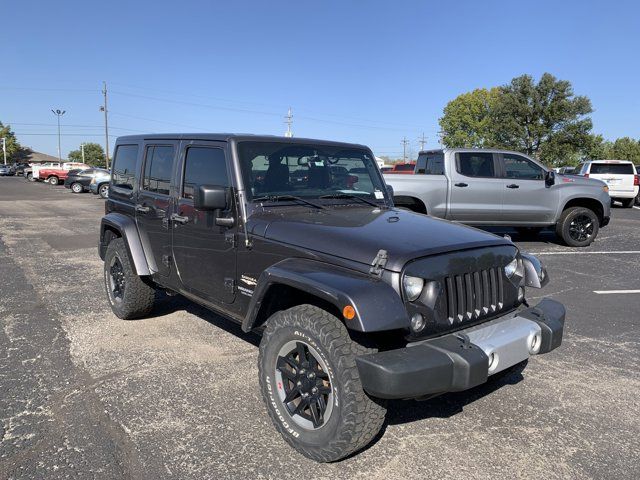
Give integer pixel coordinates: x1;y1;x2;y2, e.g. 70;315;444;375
237;141;388;203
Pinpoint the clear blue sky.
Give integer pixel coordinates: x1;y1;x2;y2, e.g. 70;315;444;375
2;0;638;159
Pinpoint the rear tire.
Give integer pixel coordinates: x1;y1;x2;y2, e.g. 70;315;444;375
621;197;635;208
48;176;59;185
103;238;156;319
71;182;83;193
258;305;386;462
556;207;599;247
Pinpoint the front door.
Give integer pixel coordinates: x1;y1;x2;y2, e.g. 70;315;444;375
172;142;237;304
447;152;503;223
500;153;558;224
136;142;178;276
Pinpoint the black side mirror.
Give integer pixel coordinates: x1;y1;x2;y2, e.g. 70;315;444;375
194;185;229;211
545;170;555;187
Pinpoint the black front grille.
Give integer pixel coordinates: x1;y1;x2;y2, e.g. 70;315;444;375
443;267;504;324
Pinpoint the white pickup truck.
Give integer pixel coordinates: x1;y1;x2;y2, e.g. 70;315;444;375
384;148;612;247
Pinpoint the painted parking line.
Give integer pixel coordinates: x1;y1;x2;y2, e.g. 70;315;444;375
593;290;640;294
531;250;640;255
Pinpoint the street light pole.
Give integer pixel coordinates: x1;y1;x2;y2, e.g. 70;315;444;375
1;138;6;165
81;143;85;163
51;109;66;162
100;81;110;168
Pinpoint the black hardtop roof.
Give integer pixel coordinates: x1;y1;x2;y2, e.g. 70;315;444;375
115;133;370;150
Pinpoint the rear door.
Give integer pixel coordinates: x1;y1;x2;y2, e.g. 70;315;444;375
588;162;635;197
172;141;237;304
499;153;558;224
136;142;179;277
447;152;503;223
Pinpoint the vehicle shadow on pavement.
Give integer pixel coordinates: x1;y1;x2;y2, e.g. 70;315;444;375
151;293;262;347
385;362;526;426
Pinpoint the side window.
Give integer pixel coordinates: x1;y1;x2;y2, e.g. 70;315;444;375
182;147;229;200
416;154;444;174
503;154;544;180
112;145;139;190
142;145;174;195
456;153;495;178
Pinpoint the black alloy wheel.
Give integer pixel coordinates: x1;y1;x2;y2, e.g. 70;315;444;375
275;341;333;429
108;254;126;301
568;213;594;243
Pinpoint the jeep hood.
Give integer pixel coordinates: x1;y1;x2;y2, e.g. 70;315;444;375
247;206;512;272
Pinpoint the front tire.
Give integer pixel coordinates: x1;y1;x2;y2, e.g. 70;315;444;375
556;207;599;247
99;183;109;198
27;173;34;181
103;238;156;319
258;305;386;462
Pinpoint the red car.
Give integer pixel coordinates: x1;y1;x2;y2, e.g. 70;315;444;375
385;162;416;174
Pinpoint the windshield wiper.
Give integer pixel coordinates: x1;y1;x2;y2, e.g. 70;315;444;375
319;193;384;208
253;195;325;210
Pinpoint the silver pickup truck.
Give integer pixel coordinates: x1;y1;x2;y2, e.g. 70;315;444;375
384;148;611;247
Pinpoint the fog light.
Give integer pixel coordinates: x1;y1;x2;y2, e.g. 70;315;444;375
529;333;541;354
488;351;499;372
518;287;525;302
410;313;425;332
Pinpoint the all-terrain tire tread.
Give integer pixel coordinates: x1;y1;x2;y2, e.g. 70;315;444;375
258;305;386;462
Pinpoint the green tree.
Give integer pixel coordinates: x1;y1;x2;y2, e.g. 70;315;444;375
439;88;500;148
584;134;614;160
439;73;593;165
611;137;640;163
0;121;26;163
68;142;106;166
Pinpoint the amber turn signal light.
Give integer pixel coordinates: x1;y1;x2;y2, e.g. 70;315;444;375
342;305;356;320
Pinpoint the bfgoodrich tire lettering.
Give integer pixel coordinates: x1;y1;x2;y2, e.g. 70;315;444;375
258;305;386;462
556;206;599;247
103;237;156;319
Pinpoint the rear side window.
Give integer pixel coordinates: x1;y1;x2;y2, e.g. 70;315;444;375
456;152;495;178
394;164;415;171
142;145;175;195
589;163;635;175
112;145;138;190
182;147;229;199
503;154;544;180
416;153;445;175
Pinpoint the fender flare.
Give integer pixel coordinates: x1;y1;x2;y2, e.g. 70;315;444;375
241;258;409;333
99;212;153;276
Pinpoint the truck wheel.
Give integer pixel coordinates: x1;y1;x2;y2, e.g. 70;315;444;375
556;207;599;247
103;238;156;319
26;172;34;181
258;305;386;462
48;176;59;185
71;182;83;193
99;183;109;198
621;198;635;208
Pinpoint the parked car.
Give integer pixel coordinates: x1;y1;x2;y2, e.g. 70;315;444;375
64;168;110;193
577;160;639;208
0;164;15;176
384;149;611;247
38;163;90;185
88;170;111;198
99;134;564;462
30;162;62;181
558;166;577;174
12;163;31;175
386;162;416;174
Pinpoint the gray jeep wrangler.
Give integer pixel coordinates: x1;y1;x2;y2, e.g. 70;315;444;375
99;134;564;462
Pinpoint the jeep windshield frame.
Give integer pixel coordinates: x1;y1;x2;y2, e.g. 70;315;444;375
236;141;390;207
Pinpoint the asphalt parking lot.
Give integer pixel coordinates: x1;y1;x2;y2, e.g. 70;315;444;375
1;175;639;479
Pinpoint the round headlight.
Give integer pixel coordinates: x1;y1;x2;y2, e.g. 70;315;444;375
403;275;424;301
504;258;518;278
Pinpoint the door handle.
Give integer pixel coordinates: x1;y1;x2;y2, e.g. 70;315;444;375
454;182;468;187
135;204;150;213
506;184;520;189
171;213;189;225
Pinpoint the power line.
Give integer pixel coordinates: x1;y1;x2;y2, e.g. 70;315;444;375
401;137;410;162
285;107;293;138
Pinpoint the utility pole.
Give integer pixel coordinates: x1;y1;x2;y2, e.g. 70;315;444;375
418;132;427;152
51;109;66;162
401;136;410;162
284;107;293;138
100;81;110;168
81;143;85;163
1;137;6;165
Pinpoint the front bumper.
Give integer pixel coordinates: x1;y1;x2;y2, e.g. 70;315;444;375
356;298;565;399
